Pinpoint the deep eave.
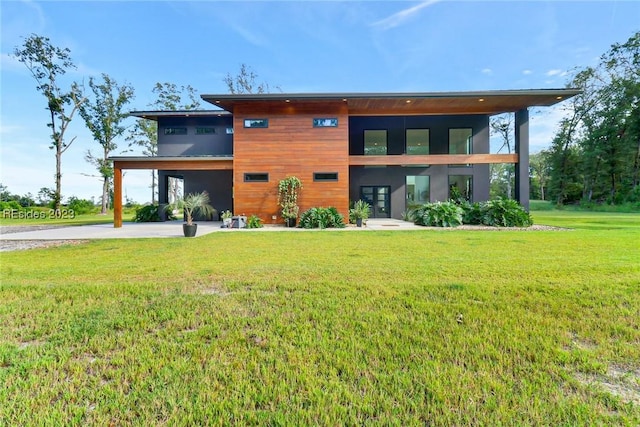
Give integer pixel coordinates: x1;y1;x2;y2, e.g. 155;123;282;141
202;89;581;116
129;110;231;121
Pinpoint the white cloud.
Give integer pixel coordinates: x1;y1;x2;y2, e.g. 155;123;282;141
372;0;441;31
522;69;533;75
481;68;493;75
545;69;564;77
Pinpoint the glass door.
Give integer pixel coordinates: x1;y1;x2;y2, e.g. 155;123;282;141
360;186;391;218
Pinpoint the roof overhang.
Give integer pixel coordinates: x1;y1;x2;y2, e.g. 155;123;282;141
202;89;581;116
129;110;230;121
110;156;233;171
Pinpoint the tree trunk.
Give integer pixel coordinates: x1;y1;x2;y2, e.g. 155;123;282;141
151;170;157;205
55;147;62;210
101;176;109;214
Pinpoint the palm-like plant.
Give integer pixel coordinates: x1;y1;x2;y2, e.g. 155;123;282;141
178;192;215;225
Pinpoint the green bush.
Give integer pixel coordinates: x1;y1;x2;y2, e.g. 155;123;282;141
247;214;263;228
412;201;463;227
0;200;22;211
299;207;345;229
460;201;484;225
67;197;98;215
133;204;168;222
482;198;533;227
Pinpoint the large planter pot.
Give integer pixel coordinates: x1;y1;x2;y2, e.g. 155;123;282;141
183;223;198;237
285;217;297;228
356;218;363;227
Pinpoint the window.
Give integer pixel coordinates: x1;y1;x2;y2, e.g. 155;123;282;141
313;172;338;182
164;127;187;135
449;128;472;166
406;176;430;205
364;130;387;155
244;119;269;128
449;175;473;201
244;173;269;182
406;129;429;155
195;127;215;135
313;118;338;127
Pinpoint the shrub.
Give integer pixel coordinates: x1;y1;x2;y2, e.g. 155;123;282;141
133;204;173;222
247;214;263;228
413;202;463;227
460;201;484;225
0;200;22;211
299;207;345;229
482;198;533;227
67;197;98;215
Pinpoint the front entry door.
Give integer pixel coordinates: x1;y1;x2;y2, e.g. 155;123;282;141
360;186;391;218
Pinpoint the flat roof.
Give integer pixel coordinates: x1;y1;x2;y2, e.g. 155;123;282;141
202;89;581;115
129;110;230;121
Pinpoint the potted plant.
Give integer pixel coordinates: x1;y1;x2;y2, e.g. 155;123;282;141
277;176;302;227
220;210;233;228
349;199;371;227
176;191;215;237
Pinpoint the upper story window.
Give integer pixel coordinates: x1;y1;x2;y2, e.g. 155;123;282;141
449;128;472;167
244;119;269;128
195;127;215;135
313;118;338;127
449;128;472;155
364;130;387;155
406;129;430;155
164;127;187;135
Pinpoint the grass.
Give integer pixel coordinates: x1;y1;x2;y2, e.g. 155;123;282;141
0;209;137;227
1;213;639;424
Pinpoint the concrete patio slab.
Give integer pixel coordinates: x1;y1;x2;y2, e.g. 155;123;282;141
0;218;421;241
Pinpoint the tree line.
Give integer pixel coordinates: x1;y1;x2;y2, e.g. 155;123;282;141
12;34;269;212
540;31;639;206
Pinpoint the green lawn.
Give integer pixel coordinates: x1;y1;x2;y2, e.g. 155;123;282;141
1;212;639;425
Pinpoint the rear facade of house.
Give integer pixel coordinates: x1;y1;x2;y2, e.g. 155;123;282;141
111;90;578;227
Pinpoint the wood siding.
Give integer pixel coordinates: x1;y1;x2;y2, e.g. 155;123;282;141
233;101;349;223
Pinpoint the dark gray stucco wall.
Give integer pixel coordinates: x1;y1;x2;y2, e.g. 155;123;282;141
348;115;490;219
514;109;530;210
157;116;234;156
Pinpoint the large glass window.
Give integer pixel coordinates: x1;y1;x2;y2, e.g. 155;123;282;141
364;130;387;155
406;129;429;155
449;128;472;167
406;176;430;206
449;175;473;202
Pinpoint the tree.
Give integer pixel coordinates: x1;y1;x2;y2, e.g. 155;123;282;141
548;31;640;205
13;34;85;210
490;114;515;199
151;82;200;110
77;74;135;214
529;150;551;200
224;63;279;94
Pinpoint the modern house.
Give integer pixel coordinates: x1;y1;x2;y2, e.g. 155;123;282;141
111;90;578;227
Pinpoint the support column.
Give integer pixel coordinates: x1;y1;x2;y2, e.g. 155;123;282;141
114;164;123;228
514;109;530;210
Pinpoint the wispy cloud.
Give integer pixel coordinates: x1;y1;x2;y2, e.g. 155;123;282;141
522;69;533;75
545;69;565;77
372;0;441;31
481;68;493;75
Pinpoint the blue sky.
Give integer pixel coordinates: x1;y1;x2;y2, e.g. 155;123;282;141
1;0;639;203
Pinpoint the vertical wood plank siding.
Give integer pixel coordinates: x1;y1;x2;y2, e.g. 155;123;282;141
233;101;350;223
